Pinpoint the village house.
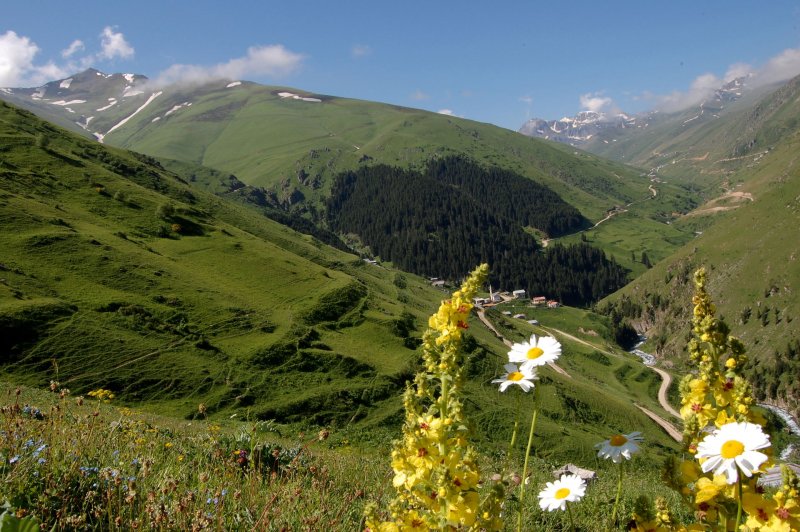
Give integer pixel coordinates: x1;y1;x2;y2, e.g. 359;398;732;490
531;296;547;306
547;300;560;309
512;289;526;299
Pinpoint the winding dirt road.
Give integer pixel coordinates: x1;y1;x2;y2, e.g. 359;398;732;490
477;311;682;441
650;366;680;419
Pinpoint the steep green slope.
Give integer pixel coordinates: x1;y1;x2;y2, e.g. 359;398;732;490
583;81;785;191
599;111;800;417
0;101;682;458
1;73;652;221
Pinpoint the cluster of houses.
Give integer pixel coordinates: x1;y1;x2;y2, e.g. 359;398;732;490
428;278;561;310
470;288;560;309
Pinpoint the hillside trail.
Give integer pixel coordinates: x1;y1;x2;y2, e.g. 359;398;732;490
477;310;682;441
476;310;571;378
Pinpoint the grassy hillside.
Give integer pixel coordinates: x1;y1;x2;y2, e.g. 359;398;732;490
583;81;785;191
0;100;689;464
1;75;653;222
1;73;712;275
598;97;800;417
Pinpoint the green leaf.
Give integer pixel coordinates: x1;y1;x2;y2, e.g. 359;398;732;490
0;510;41;532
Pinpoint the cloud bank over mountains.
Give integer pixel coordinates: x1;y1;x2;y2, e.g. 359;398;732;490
0;27;135;87
150;45;304;87
0;27;304;89
575;47;800;117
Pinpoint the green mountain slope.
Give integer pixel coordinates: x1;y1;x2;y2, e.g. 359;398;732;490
583;81;784;192
1;70;652;223
598;81;800;417
0;100;683;458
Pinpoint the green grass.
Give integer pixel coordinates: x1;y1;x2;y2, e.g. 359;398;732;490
0;100;690;462
0;380;691;532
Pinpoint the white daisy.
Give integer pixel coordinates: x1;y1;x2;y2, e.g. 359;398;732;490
595;431;644;463
538;473;586;512
695;421;770;484
491;363;537;392
508;335;561;372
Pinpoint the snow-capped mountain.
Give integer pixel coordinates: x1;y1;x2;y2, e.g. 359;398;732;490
0;68;157;141
518;111;638;146
519;76;751;148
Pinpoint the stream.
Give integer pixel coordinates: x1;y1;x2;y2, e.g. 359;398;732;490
629;337;655;366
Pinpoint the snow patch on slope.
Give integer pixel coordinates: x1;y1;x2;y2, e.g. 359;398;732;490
278;91;321;103
165;102;192;116
59;78;72;89
96;98;118;112
97;91;162;143
226;81;242;88
50;99;87;106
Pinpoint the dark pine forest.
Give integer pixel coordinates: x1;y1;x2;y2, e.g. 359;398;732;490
327;156;629;306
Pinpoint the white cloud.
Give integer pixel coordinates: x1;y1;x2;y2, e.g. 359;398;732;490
99;26;134;60
437;109;464;118
652;72;722;113
153;45;304;86
641;47;800;114
579;92;615;113
756;47;800;86
0;30;69;86
351;44;371;58
61;39;85;59
410;89;429;101
724;62;751;82
519;95;533;105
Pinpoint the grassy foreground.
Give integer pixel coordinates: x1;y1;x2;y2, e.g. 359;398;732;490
1;383;688;531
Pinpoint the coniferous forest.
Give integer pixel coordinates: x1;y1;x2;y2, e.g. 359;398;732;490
327;157;628;306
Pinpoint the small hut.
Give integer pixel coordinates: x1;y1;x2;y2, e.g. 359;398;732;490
552;463;596;483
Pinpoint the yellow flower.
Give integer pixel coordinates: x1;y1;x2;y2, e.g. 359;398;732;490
743;492;777;530
680;399;717;428
694;475;727;504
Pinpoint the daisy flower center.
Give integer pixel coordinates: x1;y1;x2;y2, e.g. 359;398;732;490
610;434;628;447
508;371;524;381
720;439;745;459
527;347;544;359
554;487;570;499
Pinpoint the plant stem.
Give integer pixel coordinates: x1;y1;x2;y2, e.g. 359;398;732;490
610;459;624;527
566;501;576;532
736;474;743;529
516;390;539;532
506;393;521;470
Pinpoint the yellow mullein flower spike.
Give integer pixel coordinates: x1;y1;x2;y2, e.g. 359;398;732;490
368;265;503;531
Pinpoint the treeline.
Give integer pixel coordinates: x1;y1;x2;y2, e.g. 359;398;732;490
327;158;628;306
750;339;800;418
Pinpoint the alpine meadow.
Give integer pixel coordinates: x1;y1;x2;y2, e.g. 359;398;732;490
2;9;800;530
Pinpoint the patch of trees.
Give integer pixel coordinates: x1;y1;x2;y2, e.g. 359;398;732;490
327;158;628;306
424;156;589;236
749;338;800;418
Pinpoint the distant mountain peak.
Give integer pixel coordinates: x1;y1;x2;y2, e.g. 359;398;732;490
519;110;637;145
519;76;752;147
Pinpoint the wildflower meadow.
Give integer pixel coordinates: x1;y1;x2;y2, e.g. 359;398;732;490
2;265;799;530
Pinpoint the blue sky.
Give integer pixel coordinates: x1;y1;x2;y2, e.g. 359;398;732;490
3;1;800;130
